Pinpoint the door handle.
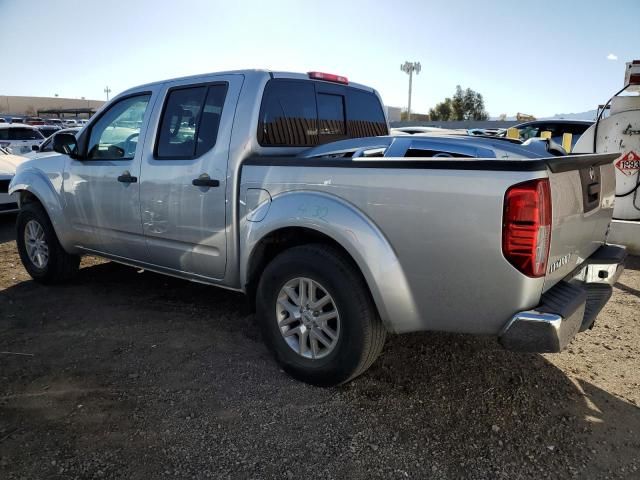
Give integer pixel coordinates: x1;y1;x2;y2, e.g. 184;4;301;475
117;171;137;183
192;175;220;188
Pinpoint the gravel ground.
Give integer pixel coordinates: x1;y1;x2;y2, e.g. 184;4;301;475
0;213;638;479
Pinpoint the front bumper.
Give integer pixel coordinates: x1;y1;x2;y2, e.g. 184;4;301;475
0;192;19;214
499;244;626;353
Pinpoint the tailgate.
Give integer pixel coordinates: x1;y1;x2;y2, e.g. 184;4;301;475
543;153;619;291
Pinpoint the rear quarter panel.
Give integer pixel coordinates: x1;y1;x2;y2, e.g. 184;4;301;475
241;163;546;335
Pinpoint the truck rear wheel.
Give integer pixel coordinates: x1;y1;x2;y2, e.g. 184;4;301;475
16;203;80;284
256;244;386;386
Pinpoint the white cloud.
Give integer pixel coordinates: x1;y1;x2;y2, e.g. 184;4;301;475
607;53;618;61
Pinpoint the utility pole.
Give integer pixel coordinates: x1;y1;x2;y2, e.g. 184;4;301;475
104;86;112;101
400;61;421;121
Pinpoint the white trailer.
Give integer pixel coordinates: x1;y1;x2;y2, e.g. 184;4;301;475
574;60;640;254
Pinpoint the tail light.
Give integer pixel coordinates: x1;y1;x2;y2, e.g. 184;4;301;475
502;178;552;277
307;71;349;84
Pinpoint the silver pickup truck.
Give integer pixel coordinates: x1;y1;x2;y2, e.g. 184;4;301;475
9;70;626;386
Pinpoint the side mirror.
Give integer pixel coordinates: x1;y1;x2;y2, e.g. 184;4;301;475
32;144;39;151
53;133;79;158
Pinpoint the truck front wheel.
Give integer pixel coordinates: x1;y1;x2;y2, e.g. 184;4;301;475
256;244;386;386
16;203;80;284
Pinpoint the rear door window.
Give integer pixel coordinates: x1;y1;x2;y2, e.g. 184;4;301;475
157;87;207;158
156;83;228;159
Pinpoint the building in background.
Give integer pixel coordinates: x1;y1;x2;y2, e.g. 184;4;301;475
0;96;104;119
385;106;402;122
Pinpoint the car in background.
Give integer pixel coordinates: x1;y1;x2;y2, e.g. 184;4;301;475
300;133;568;160
498;120;593;150
10;117;23;124
22;117;46;126
0;123;45;155
77;119;89;126
45;118;65;128
0;146;26;214
0;118;6;123
24;127;81;159
468;128;502;136
63;119;79;127
391;126;467;135
36;125;62;138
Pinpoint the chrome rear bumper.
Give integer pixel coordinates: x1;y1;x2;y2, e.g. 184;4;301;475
499;244;626;353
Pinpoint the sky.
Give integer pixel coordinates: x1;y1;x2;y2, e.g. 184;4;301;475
1;0;638;117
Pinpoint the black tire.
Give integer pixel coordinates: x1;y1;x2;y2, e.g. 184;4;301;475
256;244;386;386
16;202;80;284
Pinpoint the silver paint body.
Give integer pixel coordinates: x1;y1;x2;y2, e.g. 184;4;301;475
9;70;615;335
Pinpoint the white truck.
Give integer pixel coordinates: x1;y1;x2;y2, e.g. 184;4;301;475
9;70;626;385
575;59;640;254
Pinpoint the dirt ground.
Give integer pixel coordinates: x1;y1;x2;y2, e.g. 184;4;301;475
0;212;638;480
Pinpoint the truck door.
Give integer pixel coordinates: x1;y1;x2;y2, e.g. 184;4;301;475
62;92;155;260
139;75;242;280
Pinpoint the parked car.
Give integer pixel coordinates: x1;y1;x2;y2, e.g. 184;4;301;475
0;118;6;123
36;125;62;138
22;117;46;126
24;127;80;159
391;126;466;135
468;128;502;136
300;133;568;159
0;123;45;155
10;117;23;124
45;118;65;128
9;70;625;386
498;119;594;149
0;147;26;214
63;119;78;127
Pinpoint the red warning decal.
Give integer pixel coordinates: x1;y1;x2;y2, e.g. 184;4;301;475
615;151;640;176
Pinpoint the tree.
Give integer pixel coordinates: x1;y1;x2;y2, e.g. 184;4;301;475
428;86;488;121
470;91;489;121
452;85;465;120
429;97;453;121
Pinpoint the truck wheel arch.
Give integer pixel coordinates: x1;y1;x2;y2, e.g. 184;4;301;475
245;225;363;303
10;169;72;251
241;191;420;333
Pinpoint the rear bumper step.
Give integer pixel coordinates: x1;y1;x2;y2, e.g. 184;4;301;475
499;244;626;353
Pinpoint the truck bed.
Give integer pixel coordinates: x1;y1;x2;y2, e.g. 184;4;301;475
241;153;619;335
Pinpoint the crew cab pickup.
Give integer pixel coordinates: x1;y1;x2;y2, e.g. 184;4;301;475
9;70;626;386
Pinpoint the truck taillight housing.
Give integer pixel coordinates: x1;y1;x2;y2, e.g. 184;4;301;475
502;178;552;277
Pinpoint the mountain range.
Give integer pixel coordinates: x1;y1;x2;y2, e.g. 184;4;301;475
491;109;597;121
540;109;597;121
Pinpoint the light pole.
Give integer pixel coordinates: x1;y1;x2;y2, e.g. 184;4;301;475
400;61;421;121
104;86;112;101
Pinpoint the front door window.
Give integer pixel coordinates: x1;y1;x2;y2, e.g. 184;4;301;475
87;95;151;160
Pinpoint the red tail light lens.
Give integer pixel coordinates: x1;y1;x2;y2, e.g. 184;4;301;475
307;71;349;84
502;178;552;277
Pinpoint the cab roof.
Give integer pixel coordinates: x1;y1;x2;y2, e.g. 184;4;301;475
119;70;375;96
